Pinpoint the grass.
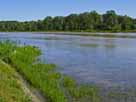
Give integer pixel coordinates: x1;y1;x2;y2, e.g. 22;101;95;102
0;60;31;102
63;76;100;102
9;46;66;102
0;41;100;102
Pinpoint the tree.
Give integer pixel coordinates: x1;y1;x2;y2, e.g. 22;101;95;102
53;16;64;31
102;10;119;31
64;14;80;31
43;16;53;31
0;10;135;32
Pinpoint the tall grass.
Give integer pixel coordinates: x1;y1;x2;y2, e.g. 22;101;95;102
63;76;100;102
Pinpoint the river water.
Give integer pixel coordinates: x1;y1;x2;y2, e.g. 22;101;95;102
0;32;136;89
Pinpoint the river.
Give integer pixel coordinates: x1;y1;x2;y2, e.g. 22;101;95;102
0;32;136;89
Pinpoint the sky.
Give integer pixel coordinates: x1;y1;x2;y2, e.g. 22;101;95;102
0;0;136;21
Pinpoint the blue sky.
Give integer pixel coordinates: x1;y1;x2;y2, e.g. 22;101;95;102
0;0;136;21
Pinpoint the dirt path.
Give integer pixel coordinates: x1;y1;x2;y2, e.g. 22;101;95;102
16;72;46;102
1;61;46;102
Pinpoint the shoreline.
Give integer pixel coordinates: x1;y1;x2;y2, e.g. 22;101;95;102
33;32;136;39
1;31;136;39
1;31;136;33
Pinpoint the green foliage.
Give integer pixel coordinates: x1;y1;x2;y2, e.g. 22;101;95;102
63;76;76;88
0;42;66;102
0;10;135;32
0;40;16;63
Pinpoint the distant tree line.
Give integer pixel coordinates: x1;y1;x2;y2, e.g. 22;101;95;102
0;10;136;32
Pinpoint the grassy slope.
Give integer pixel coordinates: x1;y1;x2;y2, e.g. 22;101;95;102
0;60;31;102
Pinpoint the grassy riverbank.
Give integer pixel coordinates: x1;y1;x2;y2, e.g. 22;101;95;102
0;60;32;102
0;41;100;102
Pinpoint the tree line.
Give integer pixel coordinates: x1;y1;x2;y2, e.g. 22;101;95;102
0;10;136;32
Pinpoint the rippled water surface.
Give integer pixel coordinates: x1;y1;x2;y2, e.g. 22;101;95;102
1;32;136;88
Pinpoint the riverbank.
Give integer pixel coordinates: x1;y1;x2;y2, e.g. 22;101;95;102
0;60;32;102
0;41;100;102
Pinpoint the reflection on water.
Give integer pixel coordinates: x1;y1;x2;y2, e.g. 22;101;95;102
0;32;136;89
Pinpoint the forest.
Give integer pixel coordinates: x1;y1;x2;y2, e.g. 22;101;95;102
0;10;136;32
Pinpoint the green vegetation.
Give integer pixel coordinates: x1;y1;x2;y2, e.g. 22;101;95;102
0;10;136;32
0;60;31;102
0;41;100;102
63;76;100;102
101;88;136;102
